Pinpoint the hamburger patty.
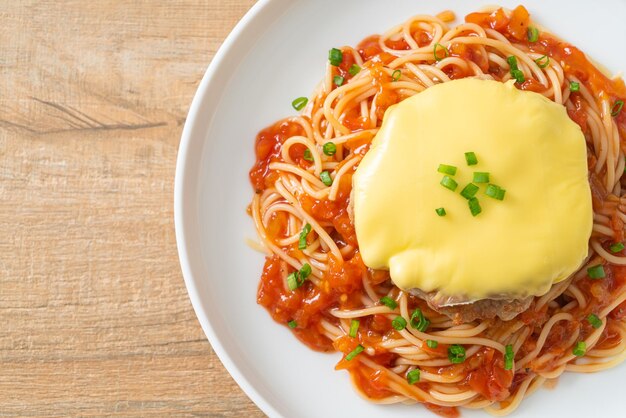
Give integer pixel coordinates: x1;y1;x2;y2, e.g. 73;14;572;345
410;288;533;324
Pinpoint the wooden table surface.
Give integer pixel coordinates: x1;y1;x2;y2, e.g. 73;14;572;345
1;1;264;416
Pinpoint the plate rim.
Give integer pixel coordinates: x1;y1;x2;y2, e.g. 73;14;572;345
174;0;282;416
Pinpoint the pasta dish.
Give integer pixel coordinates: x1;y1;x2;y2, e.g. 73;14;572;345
248;5;626;416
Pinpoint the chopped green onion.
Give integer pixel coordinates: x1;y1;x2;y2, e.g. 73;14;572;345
380;296;397;310
392;316;407;331
323;142;337;156
486;184;506;201
511;69;525;83
587;314;602;329
587;264;606;279
320;171;332;186
286;272;300;291
391;69;401;81
464;152;478;166
611;100;624;117
437;164;457;176
299;263;312;279
473;172;490;183
468;197;482;217
440;175;458;191
333;75;345;86
288;320;297;329
507;56;525;83
435;207;446;217
303;148;313;161
407;369;421;384
287;264;313;290
292;97;308;111
460;183;479;200
298;223;312;250
527;27;539;43
433;43;449;62
426;340;438;349
448;344;466;364
410;309;430;332
345;344;364;361
349;64;361;76
504;344;514;370
573;341;586;357
349;319;360;338
328;48;343;66
610;242;625;253
569;81;580;92
535;55;550;68
485;184;498;198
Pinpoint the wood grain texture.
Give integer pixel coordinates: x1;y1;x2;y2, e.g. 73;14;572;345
0;0;263;416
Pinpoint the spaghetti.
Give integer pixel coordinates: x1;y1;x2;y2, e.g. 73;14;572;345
249;5;626;417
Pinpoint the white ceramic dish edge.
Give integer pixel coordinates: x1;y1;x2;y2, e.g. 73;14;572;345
174;1;281;416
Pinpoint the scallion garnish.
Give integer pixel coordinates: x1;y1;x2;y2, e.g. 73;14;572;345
438;164;457;176
349;64;361;76
573;341;586;357
587;314;602;329
286;272;299;291
292;97;308;111
391;69;401;81
409;308;430;332
300;263;312;279
473;172;490;183
535;55;550;68
468;197;482;217
610;242;625;253
349;319;360;338
333;75;345;86
486;184;506;200
303;148;313;161
407;369;421;384
320;171;333;186
440;175;458;191
587;264;606;279
611;100;624;117
460;183;479;200
507;56;525;83
511;69;525;83
448;344;466;364
435;207;446;217
345;344;364;361
426;340;438;349
527;27;539;43
569;81;580;92
287;263;313;291
464;152;478;166
392;316;407;331
380;296;397;310
298;223;312;250
328;48;343;66
288;320;297;329
504;344;514;371
323;142;337;156
433;43;449;62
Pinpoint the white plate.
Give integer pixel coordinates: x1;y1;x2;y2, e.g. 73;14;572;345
175;1;626;417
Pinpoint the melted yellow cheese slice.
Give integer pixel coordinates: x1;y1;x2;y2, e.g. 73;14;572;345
353;78;592;301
